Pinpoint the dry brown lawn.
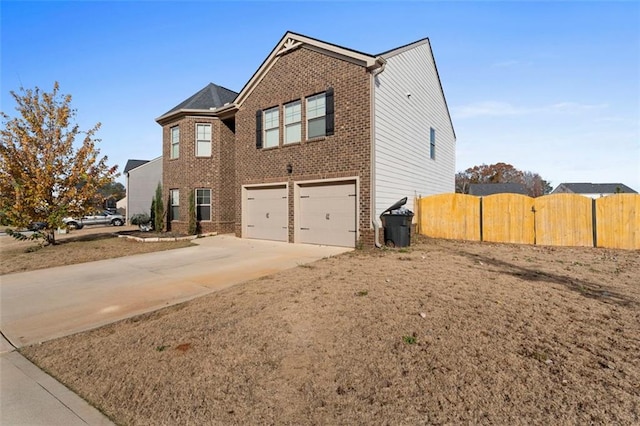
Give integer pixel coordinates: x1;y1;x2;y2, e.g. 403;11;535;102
0;226;194;275
20;237;640;425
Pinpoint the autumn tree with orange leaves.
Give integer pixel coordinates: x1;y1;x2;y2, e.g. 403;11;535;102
455;162;552;197
0;82;118;244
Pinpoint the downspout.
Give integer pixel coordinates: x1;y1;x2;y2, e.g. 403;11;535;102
370;57;387;248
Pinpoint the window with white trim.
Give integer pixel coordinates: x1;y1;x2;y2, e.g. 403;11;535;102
170;189;179;221
429;127;436;160
196;124;211;157
284;100;301;144
306;93;326;139
195;189;211;221
170;126;179;159
263;107;279;148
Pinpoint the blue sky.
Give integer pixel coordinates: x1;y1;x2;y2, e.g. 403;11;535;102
2;1;639;191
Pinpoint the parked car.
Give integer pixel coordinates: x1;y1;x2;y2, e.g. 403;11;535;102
63;211;125;229
28;221;47;231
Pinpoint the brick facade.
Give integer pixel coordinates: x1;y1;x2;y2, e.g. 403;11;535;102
234;47;373;245
162;116;235;235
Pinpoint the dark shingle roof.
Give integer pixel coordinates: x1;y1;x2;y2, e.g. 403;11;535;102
553;183;637;194
162;83;238;116
469;183;528;196
123;159;149;174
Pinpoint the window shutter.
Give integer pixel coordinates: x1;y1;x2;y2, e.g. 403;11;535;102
255;109;263;149
325;87;334;136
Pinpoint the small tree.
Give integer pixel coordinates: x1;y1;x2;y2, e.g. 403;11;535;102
0;82;117;244
455;162;552;197
149;198;156;230
98;181;125;210
188;190;197;235
153;183;164;232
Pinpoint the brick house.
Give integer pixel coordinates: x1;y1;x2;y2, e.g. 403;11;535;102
156;32;455;247
156;83;238;234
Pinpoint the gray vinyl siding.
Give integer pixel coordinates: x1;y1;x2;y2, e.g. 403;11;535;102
126;157;162;221
373;40;455;217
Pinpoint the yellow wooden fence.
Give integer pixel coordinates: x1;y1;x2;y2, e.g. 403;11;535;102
482;194;534;244
416;193;640;250
418;194;480;241
535;194;593;247
595;194;640;250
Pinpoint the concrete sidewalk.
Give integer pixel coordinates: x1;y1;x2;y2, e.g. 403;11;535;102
1;335;114;425
0;234;351;424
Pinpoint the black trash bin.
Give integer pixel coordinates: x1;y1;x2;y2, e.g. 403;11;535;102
380;197;414;247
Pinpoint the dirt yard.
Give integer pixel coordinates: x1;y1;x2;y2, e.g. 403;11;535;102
20;237;640;425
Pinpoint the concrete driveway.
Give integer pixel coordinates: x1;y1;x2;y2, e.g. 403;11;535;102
0;235;351;348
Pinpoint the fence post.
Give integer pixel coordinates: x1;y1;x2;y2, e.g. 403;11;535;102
479;196;483;242
415;196;421;235
592;198;597;247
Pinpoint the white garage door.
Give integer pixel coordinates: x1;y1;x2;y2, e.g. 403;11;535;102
245;186;288;242
298;181;357;247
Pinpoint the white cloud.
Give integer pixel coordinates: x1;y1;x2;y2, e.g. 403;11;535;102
491;60;520;68
452;101;608;119
595;116;627;123
452;101;530;119
549;102;608;113
490;59;532;68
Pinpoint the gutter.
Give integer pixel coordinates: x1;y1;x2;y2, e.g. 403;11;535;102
155;103;239;125
369;56;387;248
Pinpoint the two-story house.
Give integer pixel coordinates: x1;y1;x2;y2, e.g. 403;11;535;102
156;83;238;234
156;32;455;247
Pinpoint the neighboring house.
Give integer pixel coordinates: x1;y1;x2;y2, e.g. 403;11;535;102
156;32;455;247
551;183;638;199
124;157;162;222
469;183;528;196
116;196;126;216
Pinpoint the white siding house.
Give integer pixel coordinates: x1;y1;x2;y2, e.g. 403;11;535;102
373;39;455;216
125;157;162;222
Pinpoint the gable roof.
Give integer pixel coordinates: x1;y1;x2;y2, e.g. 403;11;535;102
155;32;456;138
156;83;238;124
123;159;149;174
469;183;528;196
377;37;456;140
377;37;430;57
553;183;637;194
215;32;455;139
229;31;385;108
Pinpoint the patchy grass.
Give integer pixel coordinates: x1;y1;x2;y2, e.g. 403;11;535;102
20;237;640;425
0;227;194;275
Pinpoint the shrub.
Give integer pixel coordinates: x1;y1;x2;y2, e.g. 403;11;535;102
154;183;164;232
130;213;150;226
188;191;197;235
150;198;156;229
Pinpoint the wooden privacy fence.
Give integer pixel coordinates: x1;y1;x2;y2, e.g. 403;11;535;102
416;193;640;250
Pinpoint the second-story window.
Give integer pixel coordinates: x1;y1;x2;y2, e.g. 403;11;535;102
170;126;180;159
306;93;326;139
196;124;211;157
264;107;279;148
284;100;301;144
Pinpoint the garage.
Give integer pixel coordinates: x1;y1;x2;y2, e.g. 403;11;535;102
297;180;357;247
244;185;288;242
